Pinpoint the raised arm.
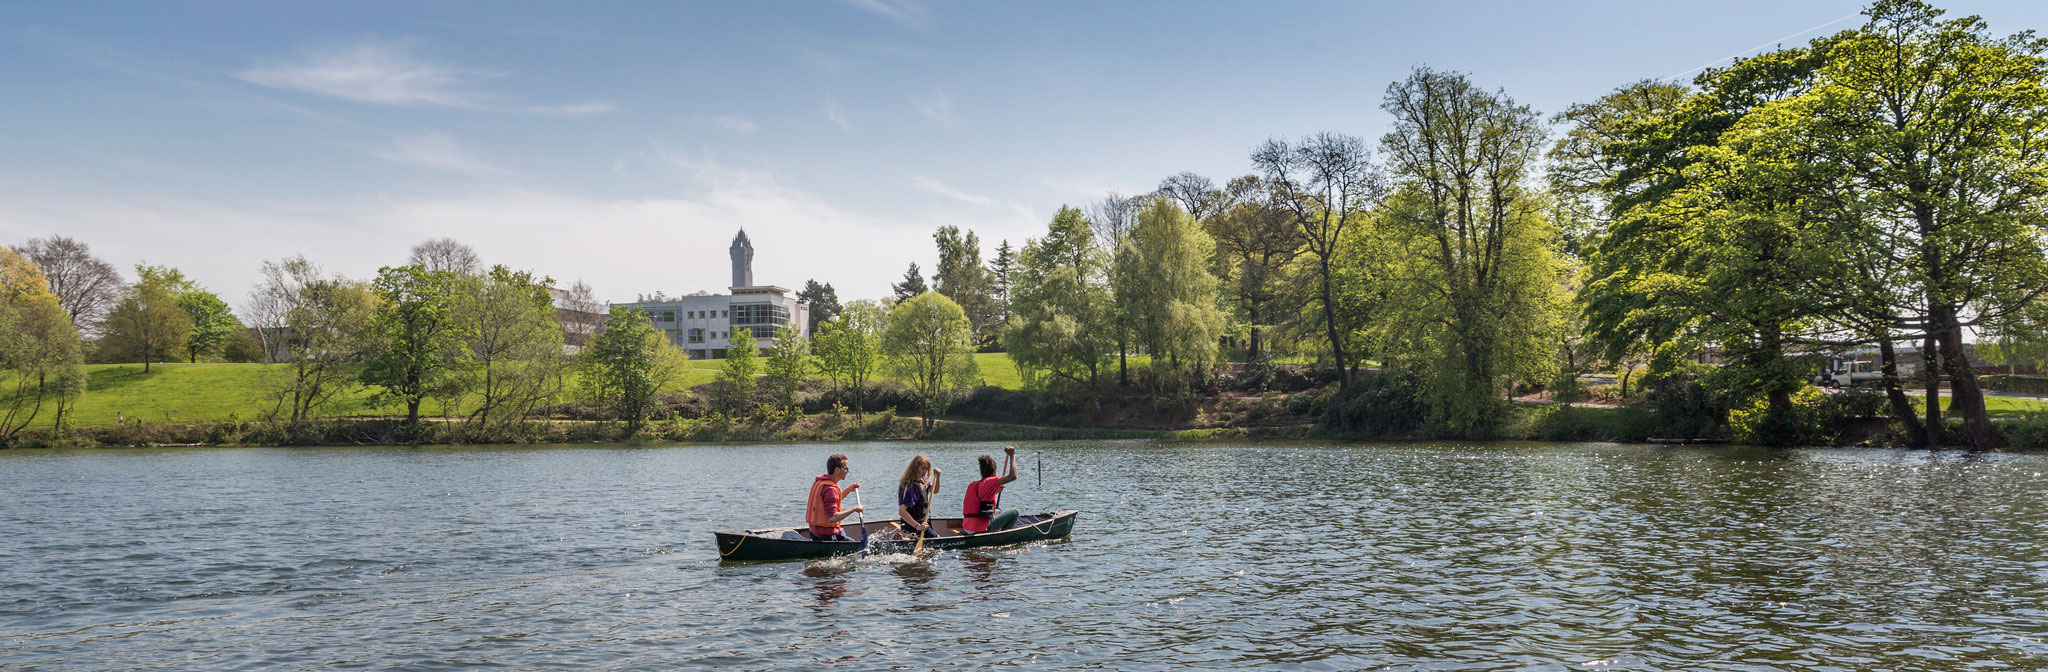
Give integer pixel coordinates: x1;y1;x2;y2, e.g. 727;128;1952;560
999;446;1018;485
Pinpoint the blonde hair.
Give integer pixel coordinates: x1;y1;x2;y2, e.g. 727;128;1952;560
898;454;932;489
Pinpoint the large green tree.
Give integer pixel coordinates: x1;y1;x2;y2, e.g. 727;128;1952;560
1005;206;1114;390
1204;175;1301;363
933;226;1002;347
1252;133;1382;385
0;246;86;438
177;290;240;363
362;264;465;424
455;265;564;430
796;280;841;336
763;323;810;411
1126;198;1228;391
1378;67;1566;434
883;291;978;431
580;306;687;431
102;264;193;373
719;327;759;413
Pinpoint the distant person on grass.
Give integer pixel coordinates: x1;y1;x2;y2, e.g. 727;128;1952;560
896;454;941;539
806;453;864;542
962;446;1019;534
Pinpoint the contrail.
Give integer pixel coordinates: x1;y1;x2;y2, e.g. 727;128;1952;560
1661;10;1864;83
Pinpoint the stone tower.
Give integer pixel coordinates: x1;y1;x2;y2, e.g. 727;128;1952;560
729;229;754;288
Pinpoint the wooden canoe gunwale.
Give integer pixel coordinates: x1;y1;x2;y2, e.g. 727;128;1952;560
715;510;1079;562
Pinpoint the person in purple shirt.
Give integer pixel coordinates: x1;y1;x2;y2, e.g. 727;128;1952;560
896;454;941;538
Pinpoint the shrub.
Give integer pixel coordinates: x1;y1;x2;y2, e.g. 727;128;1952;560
1982;374;2048;395
1320;372;1423;438
1998;413;2048;450
1532;406;1600;441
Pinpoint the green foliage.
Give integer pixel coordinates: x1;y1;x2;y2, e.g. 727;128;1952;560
813;301;886;419
1373;67;1565;437
796;280;840;336
764;323;808;410
250;256;376;423
0;246;87;438
719;327;758;413
1726;385;1879;447
361;264;465;423
1005;205;1114;391
176;290;240;363
101;264;193;373
453;265;564;430
882;291;978;430
933;226;1002;347
891;263;928;304
579;306;687;431
1126;198;1228;392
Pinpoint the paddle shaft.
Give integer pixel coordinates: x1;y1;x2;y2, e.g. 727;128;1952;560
853;488;869;555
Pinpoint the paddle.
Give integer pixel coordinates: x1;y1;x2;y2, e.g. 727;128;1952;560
912;483;933;555
852;488;870;557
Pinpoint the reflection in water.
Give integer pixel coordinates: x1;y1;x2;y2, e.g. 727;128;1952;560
2;442;2046;671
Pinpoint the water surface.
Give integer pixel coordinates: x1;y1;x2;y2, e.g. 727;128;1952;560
3;441;2045;670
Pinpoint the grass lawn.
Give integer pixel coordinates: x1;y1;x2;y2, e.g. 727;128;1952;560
1914;393;2048;418
26;352;1159;430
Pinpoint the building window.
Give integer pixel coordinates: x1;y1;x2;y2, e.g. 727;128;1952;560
688;328;704;344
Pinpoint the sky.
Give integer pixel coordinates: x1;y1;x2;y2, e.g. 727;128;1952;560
5;0;2047;305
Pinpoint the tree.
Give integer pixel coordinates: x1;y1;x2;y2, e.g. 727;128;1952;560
0;246;86;439
990;240;1017;329
1089;191;1146;386
1205;175;1301;363
814;301;886;419
1378;67;1566;433
933;226;1001;347
580;306;687;431
796;280;841;336
408;238;481;276
558;279;605;348
361;264;465;424
1790;0;2048;449
719;327;759;413
1006;206;1114;390
17;236;124;334
101;264;193;373
1253;132;1383;386
1126;198;1228;391
455;266;564;430
178;289;240;363
764;323;810;410
1546;80;1692;260
1156;172;1223;221
246;256;375;423
891;263;929;304
883;292;979;431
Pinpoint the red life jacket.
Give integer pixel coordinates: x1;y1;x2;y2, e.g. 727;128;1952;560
962;476;1001;519
806;475;842;532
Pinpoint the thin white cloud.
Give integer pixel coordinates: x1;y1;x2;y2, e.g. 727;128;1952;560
840;0;930;30
713;114;758;134
911;88;960;130
910;177;1037;225
530;101;617;117
373;132;508;176
237;38;498;107
909;177;998;208
825;97;851;130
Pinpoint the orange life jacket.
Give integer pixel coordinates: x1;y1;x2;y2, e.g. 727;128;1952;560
806;475;842;531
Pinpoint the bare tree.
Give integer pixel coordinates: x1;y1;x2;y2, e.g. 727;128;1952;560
247;256;375;423
1156;172;1222;221
17;236;125;333
407;238;481;275
558;279;606;348
1252;132;1383;386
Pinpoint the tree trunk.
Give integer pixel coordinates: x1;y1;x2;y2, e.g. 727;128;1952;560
1924;333;1943;446
407;398;422;425
1932;307;2001;449
1318;257;1350;387
1878;339;1927;448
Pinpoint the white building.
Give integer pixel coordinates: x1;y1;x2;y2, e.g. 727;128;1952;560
612;230;810;359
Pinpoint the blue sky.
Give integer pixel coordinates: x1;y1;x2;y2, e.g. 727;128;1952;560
5;1;2046;304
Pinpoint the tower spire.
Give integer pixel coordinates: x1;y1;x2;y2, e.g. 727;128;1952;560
729;229;754;288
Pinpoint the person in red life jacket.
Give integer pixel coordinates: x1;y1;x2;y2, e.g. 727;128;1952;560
805;453;865;542
896;455;940;539
961;446;1020;534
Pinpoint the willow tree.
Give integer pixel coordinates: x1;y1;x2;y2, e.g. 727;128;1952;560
1376;67;1565;434
1126;198;1227;391
1005;206;1114;391
455;265;563;430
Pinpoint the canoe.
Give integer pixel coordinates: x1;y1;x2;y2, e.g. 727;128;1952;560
714;509;1079;562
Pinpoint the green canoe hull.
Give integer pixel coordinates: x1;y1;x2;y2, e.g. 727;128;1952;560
714;510;1079;562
